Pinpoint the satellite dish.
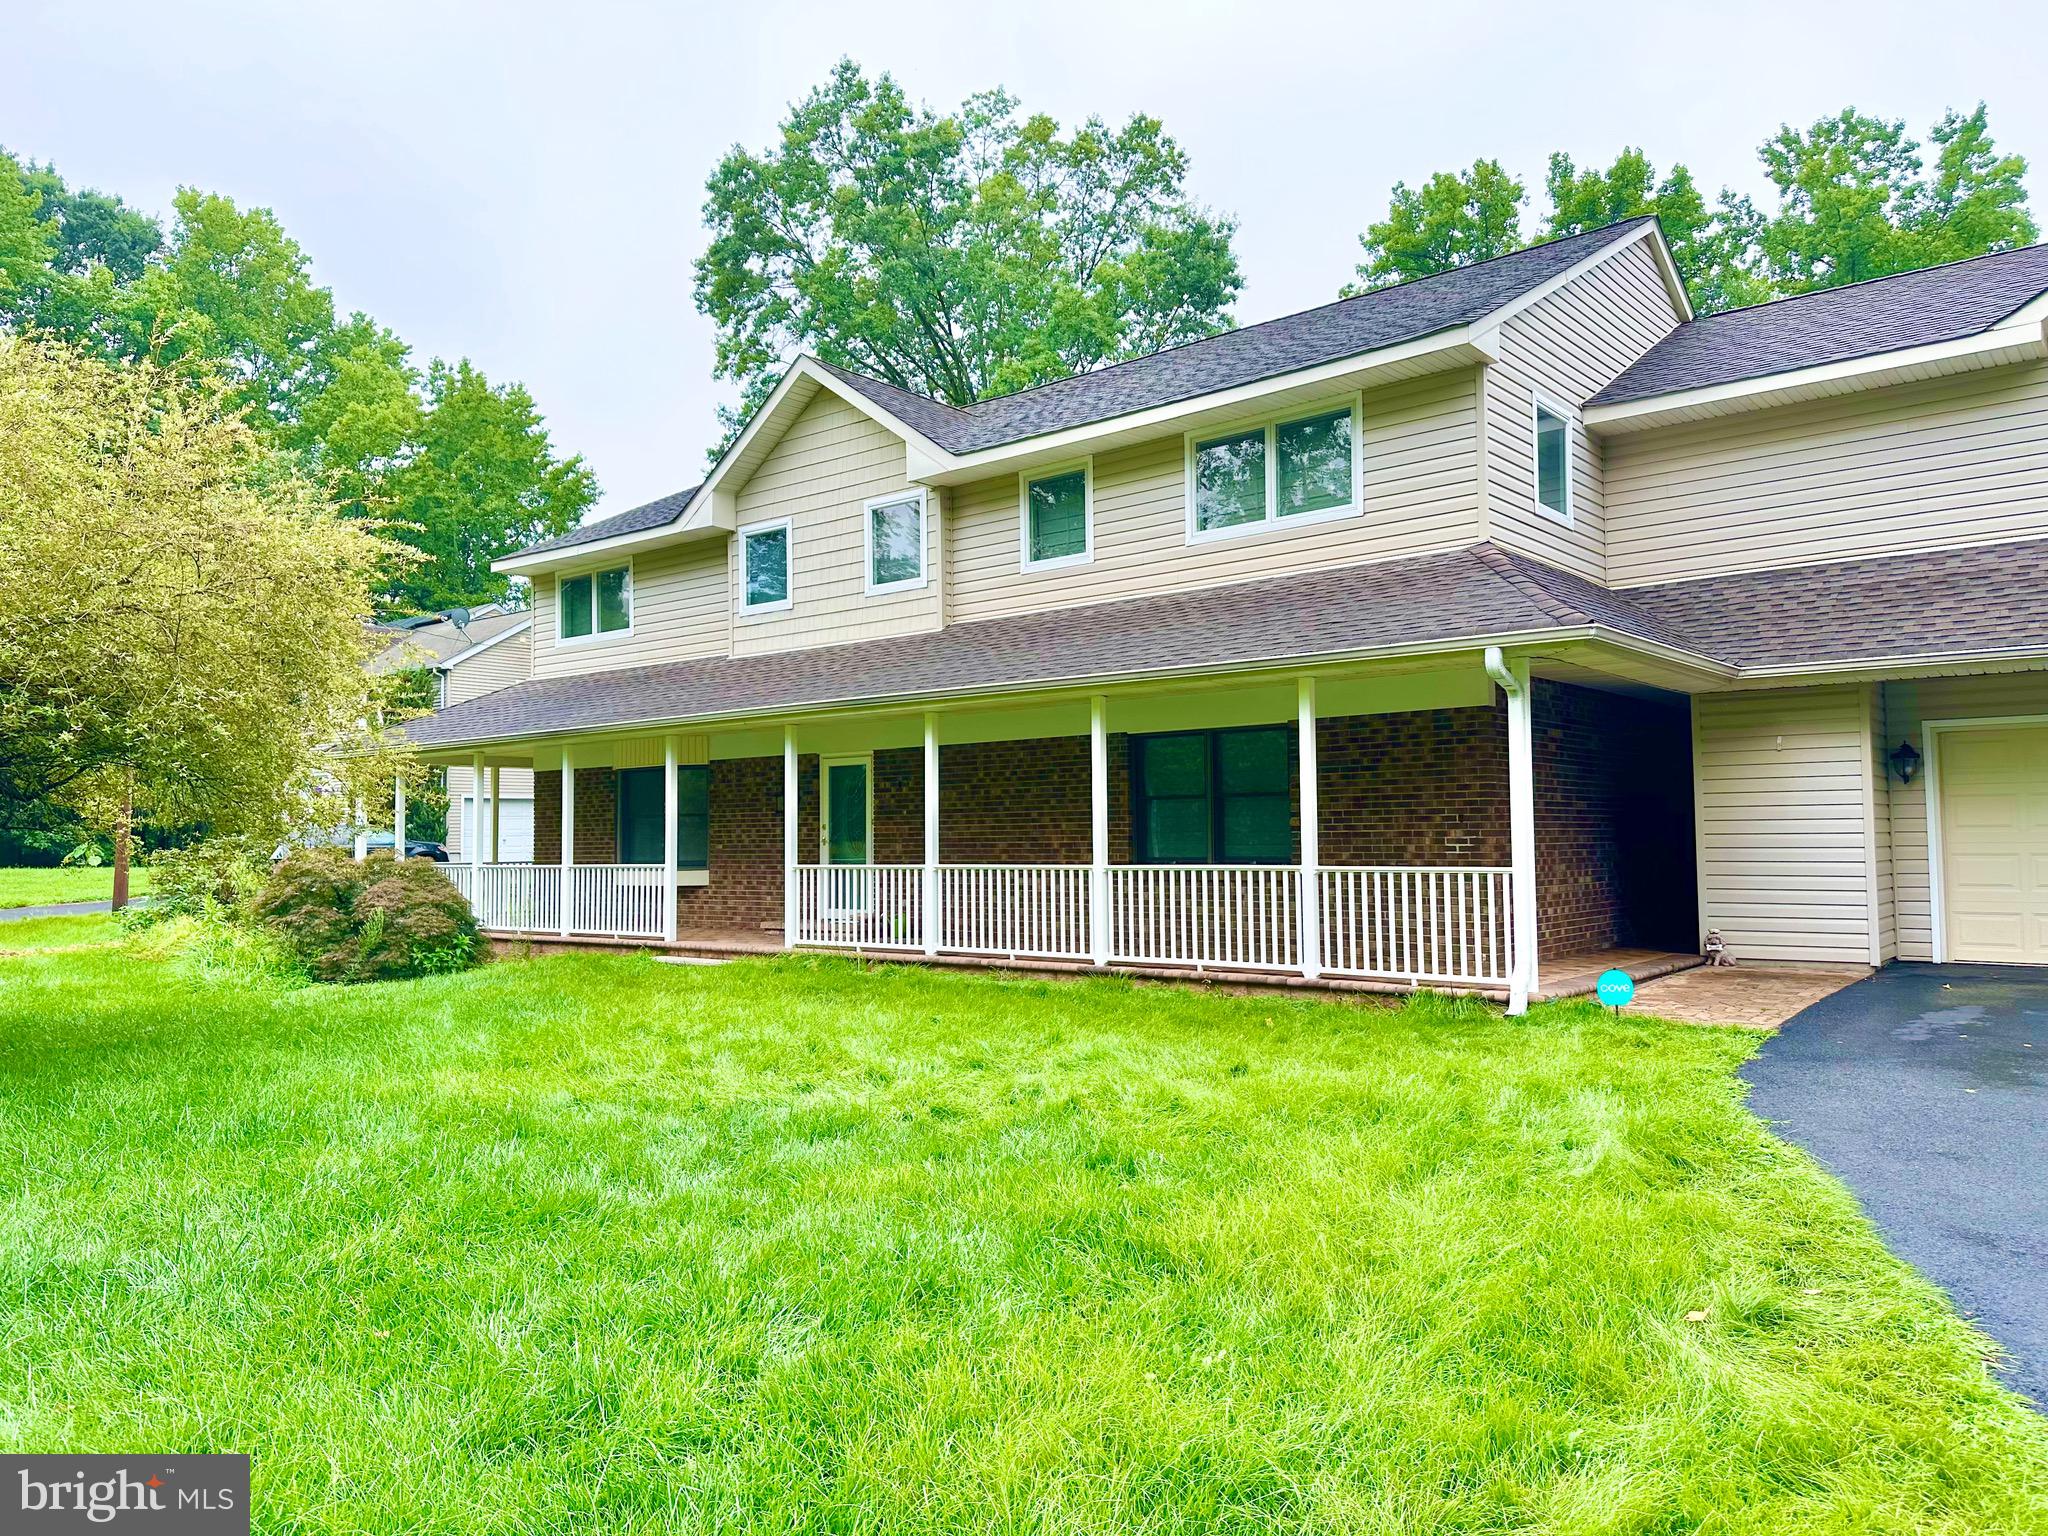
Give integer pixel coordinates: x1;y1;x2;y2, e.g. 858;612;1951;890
442;606;473;636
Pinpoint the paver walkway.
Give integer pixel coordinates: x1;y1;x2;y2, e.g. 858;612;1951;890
1624;964;1865;1029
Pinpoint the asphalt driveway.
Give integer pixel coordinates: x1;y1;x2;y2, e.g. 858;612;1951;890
1743;962;2047;1405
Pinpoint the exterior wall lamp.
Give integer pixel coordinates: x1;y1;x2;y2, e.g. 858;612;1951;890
1888;739;1922;784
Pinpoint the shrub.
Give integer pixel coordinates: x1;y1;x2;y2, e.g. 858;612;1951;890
257;850;483;983
131;835;272;927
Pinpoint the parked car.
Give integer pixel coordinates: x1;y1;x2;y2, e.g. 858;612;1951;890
273;830;449;863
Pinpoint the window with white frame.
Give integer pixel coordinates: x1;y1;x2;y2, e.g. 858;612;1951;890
1534;397;1572;523
1020;462;1091;568
865;491;927;592
557;564;630;640
739;519;791;611
1187;399;1360;538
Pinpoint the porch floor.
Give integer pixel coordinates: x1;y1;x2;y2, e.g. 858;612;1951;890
484;924;1706;1009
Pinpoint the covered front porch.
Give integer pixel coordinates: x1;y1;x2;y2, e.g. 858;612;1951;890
407;644;1698;1013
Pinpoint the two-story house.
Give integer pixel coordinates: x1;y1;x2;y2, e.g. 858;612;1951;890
398;216;2048;1012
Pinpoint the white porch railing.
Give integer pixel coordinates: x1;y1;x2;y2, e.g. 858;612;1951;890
938;864;1092;959
442;862;665;940
444;862;561;933
1105;864;1301;972
451;858;1512;990
1319;865;1513;987
567;864;667;939
791;863;925;950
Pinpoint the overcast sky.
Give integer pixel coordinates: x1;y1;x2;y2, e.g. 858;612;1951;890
11;0;2048;521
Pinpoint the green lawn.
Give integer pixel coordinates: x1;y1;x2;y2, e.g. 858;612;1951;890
1;921;2043;1533
0;864;150;908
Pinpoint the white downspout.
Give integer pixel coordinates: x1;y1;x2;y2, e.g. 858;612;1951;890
1485;646;1537;1017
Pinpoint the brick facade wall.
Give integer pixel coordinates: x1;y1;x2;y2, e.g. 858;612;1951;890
523;681;1696;957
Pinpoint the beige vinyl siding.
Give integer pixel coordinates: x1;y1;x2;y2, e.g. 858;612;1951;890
731;390;939;655
947;368;1482;624
530;541;729;680
1692;685;1878;964
1605;359;2048;587
1864;683;1896;963
443;765;534;858
1879;669;2048;960
1481;239;1682;582
441;629;531;704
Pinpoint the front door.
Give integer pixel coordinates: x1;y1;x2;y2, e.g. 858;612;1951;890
819;756;872;914
1940;724;2048;963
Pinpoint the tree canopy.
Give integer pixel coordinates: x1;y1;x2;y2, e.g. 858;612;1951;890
695;59;1243;451
1350;104;2036;313
0;335;409;838
0;153;596;611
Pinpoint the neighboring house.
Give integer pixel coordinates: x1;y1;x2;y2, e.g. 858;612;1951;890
400;216;2048;1011
369;607;535;859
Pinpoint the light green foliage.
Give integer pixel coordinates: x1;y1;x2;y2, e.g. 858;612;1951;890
1350;103;2035;315
1750;104;2037;293
1348;159;1527;292
0;148;594;610
0;336;408;837
695;59;1242;453
2;932;2044;1530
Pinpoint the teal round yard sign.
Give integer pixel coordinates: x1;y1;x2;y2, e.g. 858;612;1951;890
1595;969;1636;1008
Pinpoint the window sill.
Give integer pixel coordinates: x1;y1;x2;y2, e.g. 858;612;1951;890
680;869;710;887
1021;551;1093;573
1184;502;1361;546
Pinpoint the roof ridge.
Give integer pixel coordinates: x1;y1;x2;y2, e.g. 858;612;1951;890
943;218;1656;418
1672;240;2048;329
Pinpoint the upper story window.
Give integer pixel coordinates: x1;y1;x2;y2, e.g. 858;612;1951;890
1020;462;1092;569
1534;396;1572;524
740;518;792;612
558;564;630;641
1186;398;1361;542
865;490;928;593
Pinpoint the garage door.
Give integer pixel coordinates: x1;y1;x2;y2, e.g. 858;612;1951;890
1940;725;2048;963
458;796;535;863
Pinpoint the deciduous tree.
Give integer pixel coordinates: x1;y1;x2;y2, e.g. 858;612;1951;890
1348;160;1526;292
695;60;1242;449
0;336;411;872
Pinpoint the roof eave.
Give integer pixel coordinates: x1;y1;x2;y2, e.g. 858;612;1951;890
404;622;1642;758
1585;317;2048;436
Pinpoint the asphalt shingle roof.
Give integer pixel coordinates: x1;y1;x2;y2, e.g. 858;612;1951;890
518;484;702;558
1620;537;2048;667
820;221;1656;454
406;537;2048;750
1591;243;2048;407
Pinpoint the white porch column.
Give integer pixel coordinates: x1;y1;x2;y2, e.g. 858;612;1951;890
392;775;407;861
1089;693;1109;967
782;726;800;945
487;764;502;863
352;797;368;862
662;735;679;944
923;712;940;957
558;751;575;937
469;752;485;875
1486;647;1539;1016
1298;676;1322;981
